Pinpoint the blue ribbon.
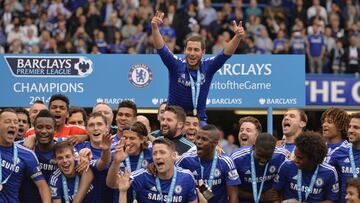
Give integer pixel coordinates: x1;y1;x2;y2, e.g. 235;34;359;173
62;174;79;203
251;151;268;203
155;166;177;203
125;151;144;200
188;69;201;115
349;146;358;177
0;144;18;187
297;165;319;202
199;151;218;189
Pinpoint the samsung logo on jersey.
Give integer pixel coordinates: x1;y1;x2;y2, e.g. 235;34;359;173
290;183;322;194
1;160;20;173
218;64;272;76
4;56;93;77
341;166;360;174
147;193;183;202
244;174;275;183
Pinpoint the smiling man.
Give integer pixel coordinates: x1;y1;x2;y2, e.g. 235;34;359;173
0;108;51;203
117;138;198;203
159;106;194;156
182;112;200;143
238;116;262;147
151;10;245;126
177;124;241;203
25;94;87;142
49;141;94;203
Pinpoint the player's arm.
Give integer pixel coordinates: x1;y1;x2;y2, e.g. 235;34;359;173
34;179;51;203
106;141;126;188
238;188;253;201
73;169;94;203
96;133;113;171
51;199;62;203
227;185;239;203
151;10;165;49
223;21;245;55
67;134;89;146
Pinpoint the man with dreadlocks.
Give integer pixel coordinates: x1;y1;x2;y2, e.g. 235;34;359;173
321;107;350;161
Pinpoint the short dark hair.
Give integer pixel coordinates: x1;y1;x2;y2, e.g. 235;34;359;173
255;133;276;151
347;178;360;198
87;112;108;126
295;131;327;165
32;99;45;105
351;113;360;120
201;124;219;141
289;108;308;124
117;100;137;116
124;121;148;137
321;107;350;140
49;94;70;110
15;107;30;124
239;116;262;133
69;106;87;123
34;109;56;127
153;138;176;152
184;35;206;50
53;141;74;157
165;105;186;123
186;111;200;121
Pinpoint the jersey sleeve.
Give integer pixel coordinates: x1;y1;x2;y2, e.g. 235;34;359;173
223;157;241;186
272;161;287;191
156;44;182;72
325;167;339;201
204;50;231;75
23;149;45;182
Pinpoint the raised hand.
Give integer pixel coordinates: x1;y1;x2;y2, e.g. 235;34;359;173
100;133;113;151
151;10;164;30
113;140;127;163
232;20;245;38
118;169;132;192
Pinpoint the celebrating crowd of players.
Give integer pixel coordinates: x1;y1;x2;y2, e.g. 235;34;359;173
2;94;360;203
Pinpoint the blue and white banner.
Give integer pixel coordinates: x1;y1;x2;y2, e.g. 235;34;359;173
0;54;305;108
306;74;360;106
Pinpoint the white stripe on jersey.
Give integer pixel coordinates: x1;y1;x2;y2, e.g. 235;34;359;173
50;168;62;186
131;168;147;178
320;163;338;181
218;155;235;168
231;148;251;159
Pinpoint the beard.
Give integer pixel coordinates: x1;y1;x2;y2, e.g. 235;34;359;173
161;127;177;139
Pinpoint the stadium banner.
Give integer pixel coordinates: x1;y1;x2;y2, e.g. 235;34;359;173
0;54;305;108
306;74;360;106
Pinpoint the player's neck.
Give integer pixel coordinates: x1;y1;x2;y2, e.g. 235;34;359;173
327;136;342;145
303;163;318;172
57;123;65;133
64;170;77;178
0;138;13;147
285;134;298;144
38;142;54;152
90;140;101;149
158;166;174;180
353;142;360;150
201;150;215;161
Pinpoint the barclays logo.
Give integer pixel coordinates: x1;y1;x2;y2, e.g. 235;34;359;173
4;56;93;77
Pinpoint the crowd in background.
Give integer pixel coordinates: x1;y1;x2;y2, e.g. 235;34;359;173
0;0;359;73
